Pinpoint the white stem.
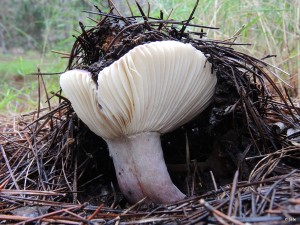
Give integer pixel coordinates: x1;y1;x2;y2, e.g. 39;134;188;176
106;132;185;203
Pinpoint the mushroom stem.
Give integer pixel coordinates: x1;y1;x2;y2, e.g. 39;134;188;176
106;132;185;203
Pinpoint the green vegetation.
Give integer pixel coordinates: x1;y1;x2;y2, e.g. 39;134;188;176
0;0;299;113
0;53;66;112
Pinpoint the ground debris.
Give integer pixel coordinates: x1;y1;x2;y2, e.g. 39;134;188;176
1;1;300;224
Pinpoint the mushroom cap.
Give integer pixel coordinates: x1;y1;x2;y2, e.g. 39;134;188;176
60;40;217;140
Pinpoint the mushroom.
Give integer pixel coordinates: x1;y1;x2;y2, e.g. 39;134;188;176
60;40;217;203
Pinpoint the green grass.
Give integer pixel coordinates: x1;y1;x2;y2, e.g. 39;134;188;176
0;0;299;114
0;53;67;113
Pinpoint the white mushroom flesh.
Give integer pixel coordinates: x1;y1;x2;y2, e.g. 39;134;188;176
60;40;217;203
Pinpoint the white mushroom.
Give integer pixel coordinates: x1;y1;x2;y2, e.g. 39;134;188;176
60;40;217;203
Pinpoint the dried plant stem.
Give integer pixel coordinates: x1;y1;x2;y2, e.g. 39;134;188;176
0;145;20;190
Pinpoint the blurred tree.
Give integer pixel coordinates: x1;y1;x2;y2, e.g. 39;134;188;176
0;0;95;53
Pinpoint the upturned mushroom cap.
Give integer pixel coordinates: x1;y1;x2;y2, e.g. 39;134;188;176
61;41;216;138
60;40;217;203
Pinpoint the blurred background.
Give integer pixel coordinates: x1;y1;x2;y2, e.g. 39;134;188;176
0;0;299;113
